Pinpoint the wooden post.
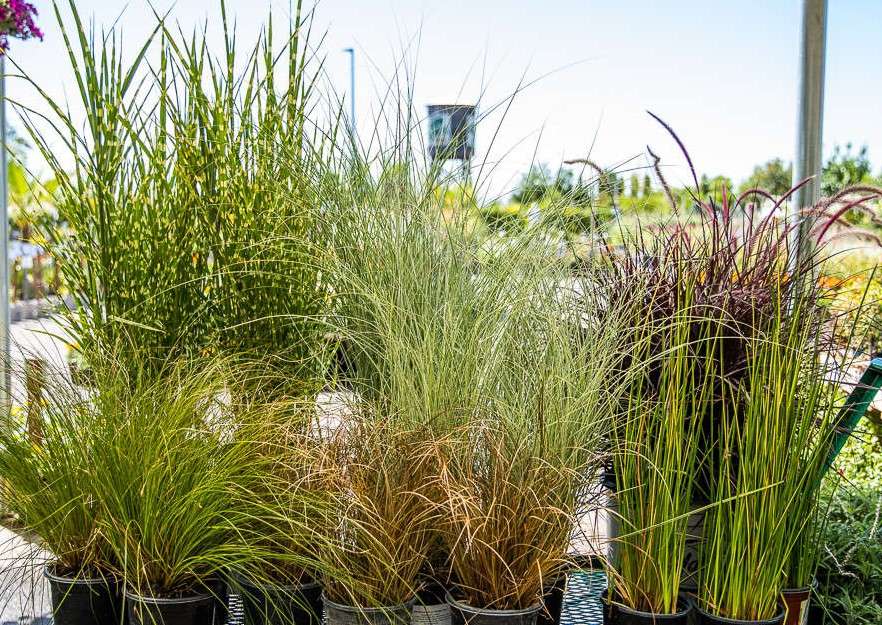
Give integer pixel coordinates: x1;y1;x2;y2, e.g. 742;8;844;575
25;357;45;445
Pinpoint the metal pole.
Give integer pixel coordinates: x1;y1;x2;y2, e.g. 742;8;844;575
791;0;828;269
343;48;355;136
0;55;10;408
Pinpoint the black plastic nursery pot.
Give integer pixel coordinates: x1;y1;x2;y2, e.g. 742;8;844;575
601;590;691;625
44;564;123;625
446;594;541;625
125;589;218;625
412;583;451;625
536;576;566;625
238;577;323;625
694;604;786;625
323;594;414;625
206;578;230;625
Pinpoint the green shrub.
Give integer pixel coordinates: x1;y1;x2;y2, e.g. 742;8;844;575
815;433;882;624
479;202;527;232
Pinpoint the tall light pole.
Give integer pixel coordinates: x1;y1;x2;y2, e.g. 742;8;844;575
343;47;355;137
791;0;828;271
0;54;10;406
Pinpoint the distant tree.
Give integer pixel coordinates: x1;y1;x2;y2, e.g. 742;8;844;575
822;143;876;196
642;174;652;198
629;174;639;198
512;164;593;206
512;164;553;204
739;158;792;197
699;174;734;201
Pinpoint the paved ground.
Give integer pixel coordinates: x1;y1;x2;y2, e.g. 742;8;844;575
0;318;66;624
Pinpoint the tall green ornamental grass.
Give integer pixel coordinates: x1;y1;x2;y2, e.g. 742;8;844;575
698;277;842;621
15;0;330;389
608;284;720;614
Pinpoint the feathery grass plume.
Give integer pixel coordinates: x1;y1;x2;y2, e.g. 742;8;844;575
14;0;331;389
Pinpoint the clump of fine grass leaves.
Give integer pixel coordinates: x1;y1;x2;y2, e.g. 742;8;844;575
16;0;331;388
0;362;114;578
424;261;629;611
229;395;341;588
607;295;721;614
698;277;846;621
320;417;435;609
83;356;295;598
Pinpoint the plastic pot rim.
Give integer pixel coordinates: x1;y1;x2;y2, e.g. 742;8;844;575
694;603;786;625
43;562;117;587
780;577;817;597
124;588;215;606
601;589;692;619
235;575;322;593
321;592;414;615
445;592;541;617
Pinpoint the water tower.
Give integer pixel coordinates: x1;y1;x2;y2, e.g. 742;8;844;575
426;104;476;180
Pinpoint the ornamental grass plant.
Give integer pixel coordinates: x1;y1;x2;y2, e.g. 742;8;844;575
698;278;843;621
83;356;284;598
16;0;330;390
606;287;720;615
0;361;114;578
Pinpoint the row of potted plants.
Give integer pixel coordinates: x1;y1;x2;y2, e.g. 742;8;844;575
2;175;870;625
5;6;878;625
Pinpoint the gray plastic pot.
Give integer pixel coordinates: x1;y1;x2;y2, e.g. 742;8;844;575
446;594;541;625
323;594;413;625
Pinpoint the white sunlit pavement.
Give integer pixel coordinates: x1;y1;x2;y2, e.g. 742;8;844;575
0;317;68;625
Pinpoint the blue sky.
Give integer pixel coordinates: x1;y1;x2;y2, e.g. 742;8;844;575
7;1;882;197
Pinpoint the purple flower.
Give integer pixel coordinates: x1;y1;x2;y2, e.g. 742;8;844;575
0;0;43;54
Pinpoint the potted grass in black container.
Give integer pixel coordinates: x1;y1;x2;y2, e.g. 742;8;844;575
432;289;628;625
0;365;122;625
86;361;263;625
696;277;844;625
319;420;431;625
231;405;342;625
601;296;716;625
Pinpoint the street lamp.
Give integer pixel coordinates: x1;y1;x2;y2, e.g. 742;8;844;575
343;47;355;137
